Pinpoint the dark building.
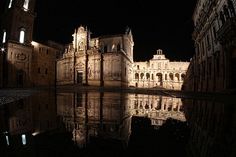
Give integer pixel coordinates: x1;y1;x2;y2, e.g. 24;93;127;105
0;0;63;88
183;0;236;93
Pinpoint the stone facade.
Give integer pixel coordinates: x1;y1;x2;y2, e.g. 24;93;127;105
183;0;236;92
57;27;189;90
57;26;134;87
0;0;63;88
130;49;189;90
31;41;60;86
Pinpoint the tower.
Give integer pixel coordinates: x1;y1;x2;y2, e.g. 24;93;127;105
0;0;36;87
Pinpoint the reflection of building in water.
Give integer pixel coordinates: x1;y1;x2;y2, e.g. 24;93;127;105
57;92;186;147
57;92;131;148
0;92;57;148
183;99;236;157
128;94;185;127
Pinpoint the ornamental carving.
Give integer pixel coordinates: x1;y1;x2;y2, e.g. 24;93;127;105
16;53;27;61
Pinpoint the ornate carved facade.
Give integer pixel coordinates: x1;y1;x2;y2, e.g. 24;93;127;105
57;26;189;90
183;0;236;92
57;26;134;87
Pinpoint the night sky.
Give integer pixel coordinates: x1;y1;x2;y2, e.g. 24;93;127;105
1;0;197;61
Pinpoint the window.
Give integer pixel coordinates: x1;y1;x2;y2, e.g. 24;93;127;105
21;134;26;145
23;0;29;11
38;68;40;73
19;29;25;43
140;73;144;79
5;136;9;146
158;63;161;69
165;64;167;69
8;0;13;8
45;68;48;74
137;65;139;70
2;31;6;43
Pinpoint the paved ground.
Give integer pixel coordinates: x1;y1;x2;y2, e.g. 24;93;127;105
0;89;38;105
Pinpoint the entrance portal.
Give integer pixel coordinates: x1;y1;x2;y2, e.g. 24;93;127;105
77;72;83;85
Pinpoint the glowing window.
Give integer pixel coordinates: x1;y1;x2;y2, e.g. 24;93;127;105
8;0;13;8
19;29;25;43
23;0;29;11
21;134;26;145
5;135;9;146
2;31;6;43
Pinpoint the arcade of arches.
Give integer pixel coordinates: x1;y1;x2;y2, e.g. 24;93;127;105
130;49;189;90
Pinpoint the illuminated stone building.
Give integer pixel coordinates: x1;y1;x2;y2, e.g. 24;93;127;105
183;0;236;92
0;0;62;88
130;49;189;90
57;26;134;87
57;26;189;90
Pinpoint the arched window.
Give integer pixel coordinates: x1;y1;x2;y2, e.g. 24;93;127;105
146;73;150;79
8;0;13;8
19;29;25;43
2;30;6;43
181;74;185;81
140;73;144;79
135;73;139;79
23;0;29;11
21;134;26;145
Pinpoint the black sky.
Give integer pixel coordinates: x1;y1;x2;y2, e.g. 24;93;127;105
2;0;197;61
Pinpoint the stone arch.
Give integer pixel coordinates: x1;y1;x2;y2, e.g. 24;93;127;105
169;73;174;81
140;73;144;79
175;73;180;81
165;73;168;80
146;73;150;79
156;73;162;82
135;73;139;80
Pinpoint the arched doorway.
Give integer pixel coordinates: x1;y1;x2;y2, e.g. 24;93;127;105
77;71;83;85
